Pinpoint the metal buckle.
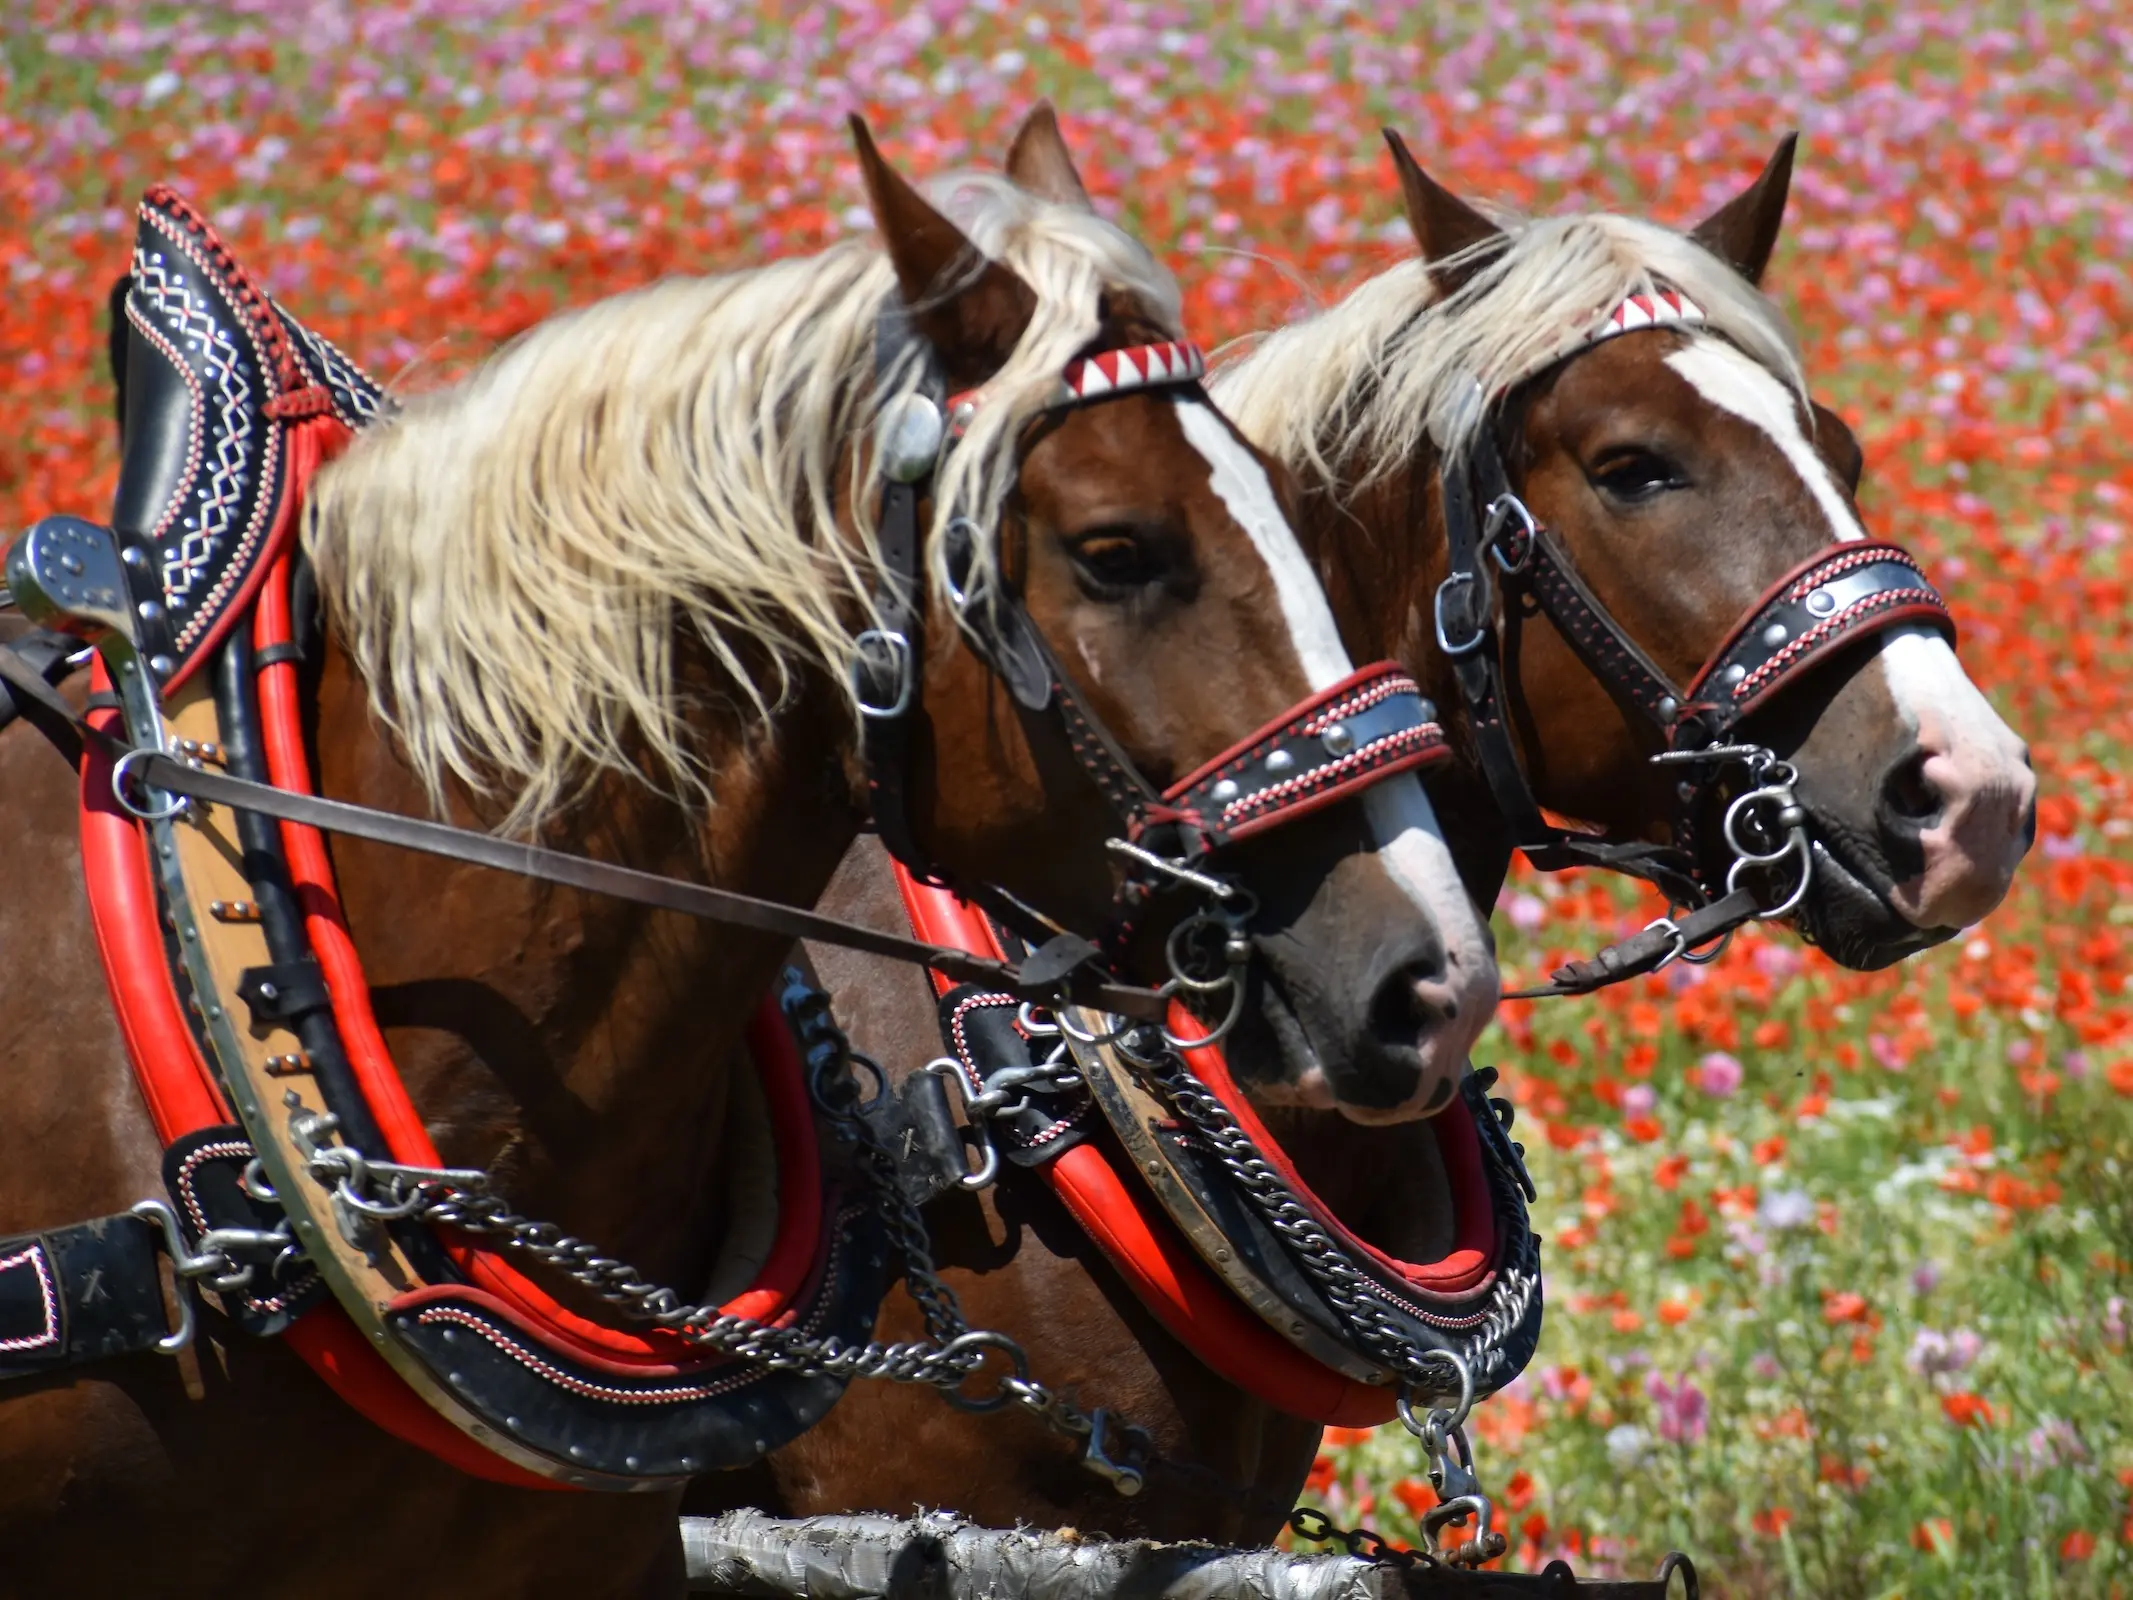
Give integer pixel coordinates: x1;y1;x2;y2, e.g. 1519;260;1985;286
129;1198;241;1356
851;628;914;720
1641;915;1690;972
1432;571;1490;658
1482;493;1539;574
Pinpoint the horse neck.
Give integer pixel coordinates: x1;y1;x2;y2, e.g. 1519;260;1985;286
308;630;863;1289
1289;444;1516;910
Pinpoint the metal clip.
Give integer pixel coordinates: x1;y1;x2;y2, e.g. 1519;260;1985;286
1078;1408;1146;1496
918;1060;1000;1190
1482;493;1539;574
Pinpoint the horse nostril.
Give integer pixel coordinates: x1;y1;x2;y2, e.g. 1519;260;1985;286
1881;749;1942;830
1368;965;1456;1045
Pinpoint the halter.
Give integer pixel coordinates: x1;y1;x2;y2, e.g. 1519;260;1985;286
856;311;1451;1023
1433;286;1957;995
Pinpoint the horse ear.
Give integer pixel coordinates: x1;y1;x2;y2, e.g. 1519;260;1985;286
850;115;1037;386
1382;129;1505;296
1812;399;1864;494
1005;101;1094;212
1690;133;1798;287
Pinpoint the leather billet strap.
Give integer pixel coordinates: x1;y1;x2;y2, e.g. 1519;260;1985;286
0;1212;177;1382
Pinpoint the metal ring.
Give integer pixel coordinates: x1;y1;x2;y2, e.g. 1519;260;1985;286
937;1328;1033;1413
1057;1007;1134;1047
111;748;187;822
1159;972;1249;1052
1396;1351;1475;1437
1730;831;1813;920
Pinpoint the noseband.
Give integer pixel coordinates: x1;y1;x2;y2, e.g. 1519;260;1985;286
1432;289;1957;995
856;314;1450;1028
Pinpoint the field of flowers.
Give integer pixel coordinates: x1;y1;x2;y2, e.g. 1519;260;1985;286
4;1;2129;1593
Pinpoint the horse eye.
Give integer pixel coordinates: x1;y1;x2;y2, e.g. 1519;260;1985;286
1591;449;1681;500
1066;528;1168;593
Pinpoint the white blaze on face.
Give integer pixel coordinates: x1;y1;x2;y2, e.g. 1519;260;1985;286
1664;338;2032;927
1173;399;1497;1086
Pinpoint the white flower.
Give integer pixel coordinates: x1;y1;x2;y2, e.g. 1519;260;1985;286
1605;1424;1652;1469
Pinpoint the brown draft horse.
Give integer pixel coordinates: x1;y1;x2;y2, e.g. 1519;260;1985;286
741;123;2034;1543
0;117;1496;1597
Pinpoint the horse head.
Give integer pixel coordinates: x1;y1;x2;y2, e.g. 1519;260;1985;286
854;111;1498;1121
1227;135;2034;972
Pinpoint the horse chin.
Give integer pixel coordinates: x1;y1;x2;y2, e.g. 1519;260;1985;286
1790;838;1957;971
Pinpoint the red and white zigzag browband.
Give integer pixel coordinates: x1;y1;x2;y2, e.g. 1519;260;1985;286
1530;286;1707;379
948;339;1207;434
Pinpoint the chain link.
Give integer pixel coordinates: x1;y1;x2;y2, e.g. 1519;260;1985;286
1114;1027;1474;1401
292;970;1150;1492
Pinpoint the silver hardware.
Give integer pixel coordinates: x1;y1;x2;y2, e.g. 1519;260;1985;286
1433;571;1490;658
1104;837;1248;904
1208;777;1240;803
1416;697;1437;723
148;654;175;680
1805;587;1838;617
916;1060;1001;1191
1263;748;1295;774
1319;723;1354;756
875;392;945;484
1761;622;1787;647
129;1198;241;1355
1722;662;1747;687
111;747;188;822
1638;915;1689;972
137;599;165;625
1656;695;1679;722
1481;493;1539;574
850;629;915;720
5;516;137;641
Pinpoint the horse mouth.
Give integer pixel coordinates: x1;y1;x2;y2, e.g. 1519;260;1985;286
1790;835;1954;971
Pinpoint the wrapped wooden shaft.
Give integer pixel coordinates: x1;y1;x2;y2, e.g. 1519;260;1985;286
680;1511;1697;1599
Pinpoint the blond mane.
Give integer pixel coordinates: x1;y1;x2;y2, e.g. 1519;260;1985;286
303;173;1183;832
1213;211;1805;495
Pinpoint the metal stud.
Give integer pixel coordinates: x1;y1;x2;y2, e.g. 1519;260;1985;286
1722;662;1748;687
1209;777;1240;803
137;599;164;624
1263;748;1296;774
1761;622;1788;648
148;654;175;679
1656;695;1679;723
1804;588;1838;617
1416;698;1438;723
874;393;945;483
1320;722;1354;756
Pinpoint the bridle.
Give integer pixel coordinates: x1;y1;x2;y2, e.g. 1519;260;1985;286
854;312;1452;1038
1430;288;1957;997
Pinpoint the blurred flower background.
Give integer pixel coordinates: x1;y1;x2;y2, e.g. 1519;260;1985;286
4;1;2130;1592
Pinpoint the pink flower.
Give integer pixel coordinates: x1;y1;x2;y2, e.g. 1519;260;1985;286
1643;1373;1708;1445
1694;1052;1743;1098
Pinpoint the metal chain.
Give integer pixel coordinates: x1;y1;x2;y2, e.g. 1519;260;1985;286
1114;1027;1472;1401
291;970;1151;1493
1287;1506;1444;1571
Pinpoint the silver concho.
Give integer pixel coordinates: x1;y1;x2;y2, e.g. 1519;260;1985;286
875;393;945;484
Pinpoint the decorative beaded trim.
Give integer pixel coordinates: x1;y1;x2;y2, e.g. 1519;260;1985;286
0;1245;60;1354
